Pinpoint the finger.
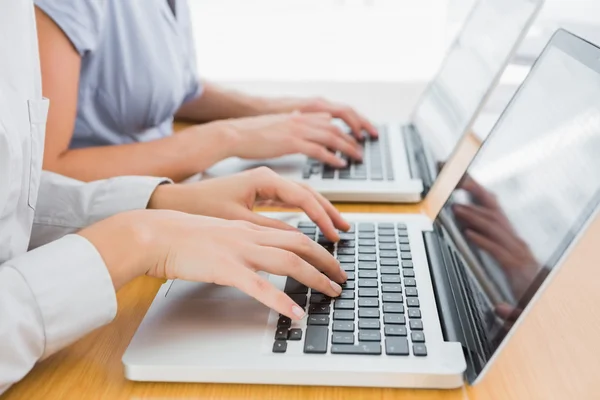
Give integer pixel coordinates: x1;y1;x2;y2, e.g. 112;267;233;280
465;229;513;267
460;177;499;209
230;266;307;320
332;107;364;139
292;139;347;168
358;115;378;137
244;211;300;232
298;182;350;232
254;172;340;242
454;204;514;243
307;117;361;148
495;303;520;322
302;127;363;161
252;231;346;283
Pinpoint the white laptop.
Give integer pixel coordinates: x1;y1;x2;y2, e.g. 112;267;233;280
204;0;544;203
124;30;600;388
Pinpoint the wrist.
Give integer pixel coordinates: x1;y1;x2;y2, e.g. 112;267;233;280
78;210;160;290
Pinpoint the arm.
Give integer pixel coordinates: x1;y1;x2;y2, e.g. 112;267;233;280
35;7;232;182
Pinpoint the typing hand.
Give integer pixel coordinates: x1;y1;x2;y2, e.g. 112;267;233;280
148;167;350;242
80;211;347;320
265;97;378;140
213;112;363;166
454;177;539;299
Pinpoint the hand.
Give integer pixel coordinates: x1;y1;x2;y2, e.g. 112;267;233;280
266;97;378;140
148;167;350;242
79;210;347;320
453;177;539;298
212;112;363;167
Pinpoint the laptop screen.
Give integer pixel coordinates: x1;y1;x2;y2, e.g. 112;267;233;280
434;30;600;382
410;0;542;181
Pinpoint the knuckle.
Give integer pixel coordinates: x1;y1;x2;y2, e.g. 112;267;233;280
250;274;271;293
283;251;303;270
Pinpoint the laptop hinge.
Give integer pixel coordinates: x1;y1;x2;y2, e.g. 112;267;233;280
423;223;481;384
402;124;433;195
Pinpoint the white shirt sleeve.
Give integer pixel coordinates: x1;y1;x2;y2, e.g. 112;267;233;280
30;171;172;249
0;234;116;395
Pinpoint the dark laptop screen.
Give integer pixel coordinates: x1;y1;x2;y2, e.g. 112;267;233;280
434;31;600;381
410;0;541;181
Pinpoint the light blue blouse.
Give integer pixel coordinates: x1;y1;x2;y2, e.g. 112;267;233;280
34;0;203;148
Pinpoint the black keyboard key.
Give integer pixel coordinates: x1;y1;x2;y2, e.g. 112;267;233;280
308;304;331;314
342;281;356;290
358;262;377;270
359;330;381;342
380;259;399;266
284;278;308;294
382;284;402;293
400;244;411;252
358;288;379;297
377;229;396;237
289;294;307;308
411;331;425;343
304;326;329;353
346;272;356;281
379;251;398;258
322;169;335;179
339;233;356;241
399;237;410;244
358;240;376;246
407;298;420;308
334;310;355;320
405;288;418;297
396;223;407;230
331;342;382;355
339;170;352;179
358;223;375;232
384;314;406;325
381;275;401;284
341;263;355;272
397;229;409;237
337;255;355;263
409;320;423;330
384;325;407;337
339;291;355;300
298;222;316;228
358;279;378;288
382;293;403;303
332;332;354;344
385;338;409;355
403;269;415;278
359;319;381;329
299;227;316;236
273;340;287;353
358;232;375;239
308;315;330;325
408;309;422;319
380;243;397;250
358;308;380;318
400;253;412;260
378;237;396;243
337;248;355;256
338;241;356;250
334;299;355;309
275;328;289;340
277;316;292;328
358;254;377;262
333;321;355;332
302;164;313;179
380;267;400;275
402;261;414;268
358;298;379;308
358;270;378;279
413;344;428;356
310;294;331;304
383;303;404;314
288;328;303;341
404;278;416;287
358;247;376;254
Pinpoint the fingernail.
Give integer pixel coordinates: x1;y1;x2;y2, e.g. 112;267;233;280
339;263;348;280
330;280;342;295
292;305;306;319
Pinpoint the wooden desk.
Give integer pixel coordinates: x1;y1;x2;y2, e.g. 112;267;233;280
5;87;600;399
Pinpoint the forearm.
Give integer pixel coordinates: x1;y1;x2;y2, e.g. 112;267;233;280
45;125;233;182
176;82;273;123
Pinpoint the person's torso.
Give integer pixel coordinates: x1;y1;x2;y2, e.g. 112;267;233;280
0;0;49;263
72;0;200;148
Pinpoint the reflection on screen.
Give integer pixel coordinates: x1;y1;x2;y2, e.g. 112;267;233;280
436;39;600;377
411;0;539;177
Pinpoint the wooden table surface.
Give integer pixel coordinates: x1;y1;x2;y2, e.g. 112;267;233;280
5;85;600;399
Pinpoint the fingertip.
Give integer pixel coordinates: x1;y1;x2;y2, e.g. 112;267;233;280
291;304;306;320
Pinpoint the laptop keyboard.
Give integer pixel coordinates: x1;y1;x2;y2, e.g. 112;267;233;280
302;125;395;181
272;221;426;356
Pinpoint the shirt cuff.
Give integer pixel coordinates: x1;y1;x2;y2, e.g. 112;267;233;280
8;235;117;358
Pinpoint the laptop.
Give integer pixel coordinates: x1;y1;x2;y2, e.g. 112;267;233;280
203;0;544;203
123;30;600;388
